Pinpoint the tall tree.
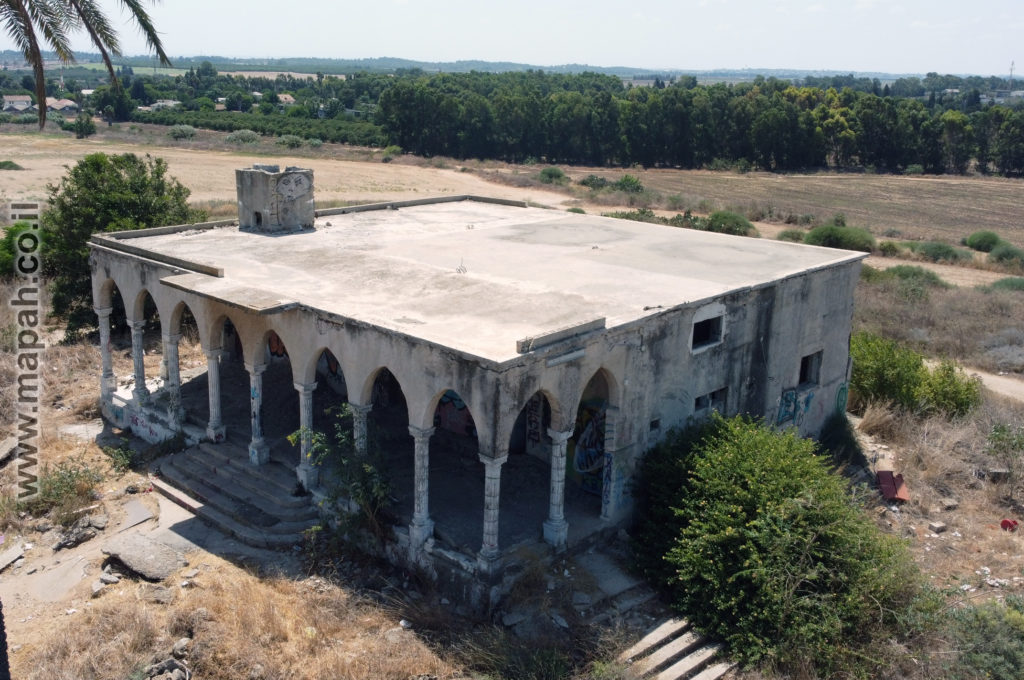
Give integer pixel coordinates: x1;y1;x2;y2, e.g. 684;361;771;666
0;0;170;128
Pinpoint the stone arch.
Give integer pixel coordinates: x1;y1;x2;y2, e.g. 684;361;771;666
168;299;202;346
303;346;348;398
362;366;411;430
207;312;248;363
567;368;618;513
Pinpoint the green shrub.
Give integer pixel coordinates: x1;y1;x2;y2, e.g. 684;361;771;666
225;128;260;144
965;230;1002;252
878;240;901;256
0;112;12;124
910;240;971;263
705;210;756;236
989;242;1024;268
383;145;402;157
578;174;609;190
567;207;585;214
0;222;44;279
539;166;566;184
850;332;981;417
948;597;1024;680
917;360;982;417
903;163;925;175
102;442;135;474
643;415;922;673
849;331;926;410
0;160;22;170
22;460;103;526
988;277;1024;292
883;264;950;288
804;224;876;252
613;174;644;193
307;137;323;148
277;134;303;148
777;229;806;242
167;124;196;140
70;113;96;139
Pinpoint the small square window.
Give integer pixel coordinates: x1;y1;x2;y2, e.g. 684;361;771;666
691;316;722;350
799;351;822;387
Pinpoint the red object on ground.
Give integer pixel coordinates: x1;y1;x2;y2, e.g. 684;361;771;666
877;470;910;502
1000;519;1019;532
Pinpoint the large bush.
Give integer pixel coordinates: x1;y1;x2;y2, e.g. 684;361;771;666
705;210;755;236
989;242;1024;268
965;230;1002;252
804;224;876;251
635;415;922;673
849;331;981;416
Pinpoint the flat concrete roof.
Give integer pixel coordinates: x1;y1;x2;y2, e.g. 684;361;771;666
105;199;864;363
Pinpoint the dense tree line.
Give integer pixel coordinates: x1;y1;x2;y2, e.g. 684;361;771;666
376;72;1024;175
6;63;1024;176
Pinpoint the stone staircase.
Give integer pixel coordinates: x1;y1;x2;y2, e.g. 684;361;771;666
151;441;320;549
618;618;734;680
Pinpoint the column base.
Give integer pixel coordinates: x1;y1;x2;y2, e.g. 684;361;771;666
409;517;434;556
132;386;150;406
206;424;226;443
296;464;319;491
249;438;270;465
477;548;501;578
542;518;569;551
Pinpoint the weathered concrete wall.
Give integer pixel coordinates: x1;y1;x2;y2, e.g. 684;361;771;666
236;165;315;233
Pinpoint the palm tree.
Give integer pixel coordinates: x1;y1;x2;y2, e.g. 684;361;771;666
0;0;170;129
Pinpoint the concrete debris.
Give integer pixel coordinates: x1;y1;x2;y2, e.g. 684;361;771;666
941;498;959;511
501;611;527;627
99;572;121;585
59;521;99;552
91;580;106;598
102;533;187;581
142;585;175;604
928;521;947;534
550;613;569;629
0;543;24;573
145;657;191;680
172;637;191;659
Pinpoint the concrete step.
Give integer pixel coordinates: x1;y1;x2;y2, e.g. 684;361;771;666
689;661;735;680
198;441;301;495
652;644;722;680
182;447;312;510
159;456;318;537
150;474;309;550
632;631;702;676
166;453;318;522
618;618;690;663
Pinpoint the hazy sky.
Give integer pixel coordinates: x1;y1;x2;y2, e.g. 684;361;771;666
7;0;1021;76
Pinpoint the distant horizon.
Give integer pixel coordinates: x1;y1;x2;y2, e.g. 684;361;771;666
0;0;1019;78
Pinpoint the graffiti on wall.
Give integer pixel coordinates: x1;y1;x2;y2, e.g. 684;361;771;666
316;350;348;397
569;399;605;495
835;382;849;415
776;388;814;426
434;390;477;438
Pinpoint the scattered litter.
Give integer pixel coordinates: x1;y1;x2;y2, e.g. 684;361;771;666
877;470;910;502
1000;519;1019;532
399;619;413;630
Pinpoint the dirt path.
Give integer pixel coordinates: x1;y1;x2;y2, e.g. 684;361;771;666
965;366;1024;402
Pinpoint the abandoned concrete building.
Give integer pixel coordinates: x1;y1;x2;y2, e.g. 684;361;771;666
88;165;865;590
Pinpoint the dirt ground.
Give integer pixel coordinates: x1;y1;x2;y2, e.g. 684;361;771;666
0;130;577;209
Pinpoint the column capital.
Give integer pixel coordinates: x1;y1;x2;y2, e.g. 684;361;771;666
294;380;318;393
348;402;373;415
547;428;574;444
478;452;509;468
162;332;182;345
408;425;435;441
245;362;268;376
204;348;224;361
129;319;146;331
94;306;113;318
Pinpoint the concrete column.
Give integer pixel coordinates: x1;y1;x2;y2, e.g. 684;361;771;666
248;363;269;465
477;453;508;575
408;425;435;557
350;403;372;456
130;320;149;405
295;381;319;489
94;307;116;401
543;428;574;550
162;332;183;428
204;349;226;442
